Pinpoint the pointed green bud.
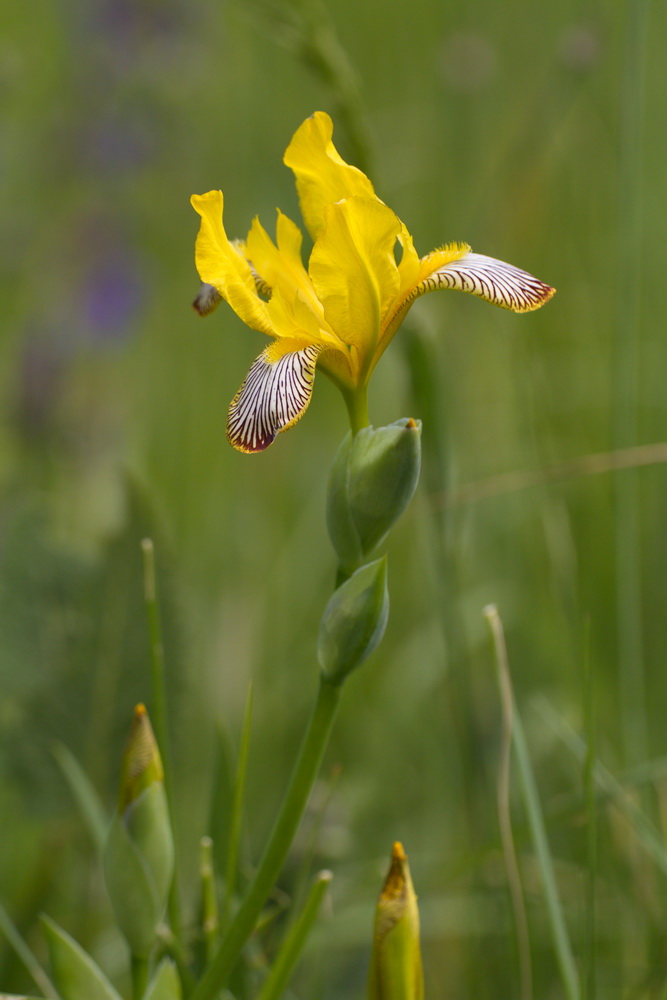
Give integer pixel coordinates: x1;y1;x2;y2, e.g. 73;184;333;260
368;843;424;1000
104;705;174;958
327;419;421;574
318;557;389;684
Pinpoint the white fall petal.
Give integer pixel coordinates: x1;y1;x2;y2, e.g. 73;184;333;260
423;252;555;312
227;343;321;452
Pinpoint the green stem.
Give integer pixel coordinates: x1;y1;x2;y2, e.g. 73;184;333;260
131;953;149;1000
342;385;370;435
190;675;343;1000
141;538;181;944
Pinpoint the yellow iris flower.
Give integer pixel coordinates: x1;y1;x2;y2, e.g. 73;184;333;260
191;112;555;453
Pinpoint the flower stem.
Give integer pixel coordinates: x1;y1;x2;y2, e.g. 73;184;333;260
190;675;343;1000
342;385;370;435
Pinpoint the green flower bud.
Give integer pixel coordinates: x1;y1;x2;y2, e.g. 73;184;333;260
318;557;389;684
327;419;422;574
104;705;174;958
368;843;424;1000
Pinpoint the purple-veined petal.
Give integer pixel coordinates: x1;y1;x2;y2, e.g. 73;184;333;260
423;252;555;312
227;342;321;453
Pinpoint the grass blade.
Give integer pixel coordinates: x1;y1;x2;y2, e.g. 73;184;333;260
485;605;580;1000
0;904;59;1000
51;742;108;854
255;870;332;1000
582;620;597;1000
141;538;181;944
537;699;667;876
221;682;253;932
494;614;532;1000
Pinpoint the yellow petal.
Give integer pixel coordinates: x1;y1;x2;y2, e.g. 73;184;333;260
191;191;274;335
417;248;556;312
309;196;402;370
266;286;326;344
227;340;321;453
245;212;326;328
283;111;376;239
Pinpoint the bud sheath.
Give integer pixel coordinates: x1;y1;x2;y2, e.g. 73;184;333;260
368;843;424;1000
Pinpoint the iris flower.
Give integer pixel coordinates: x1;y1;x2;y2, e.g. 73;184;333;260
191;112;555;453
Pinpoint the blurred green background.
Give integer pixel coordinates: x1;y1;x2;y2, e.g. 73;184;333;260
1;0;666;996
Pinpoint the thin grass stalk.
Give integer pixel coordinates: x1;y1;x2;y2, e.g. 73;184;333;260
200;836;219;964
0;903;59;1000
582;620;597;1000
485;605;580;1000
494;620;533;1000
255;870;332;1000
190;674;343;1000
537;700;667;875
613;0;652;767
248;0;372;176
141;538;181;943
221;683;254;932
437;441;667;509
406;325;480;851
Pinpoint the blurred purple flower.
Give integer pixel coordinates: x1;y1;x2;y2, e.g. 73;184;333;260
82;245;143;344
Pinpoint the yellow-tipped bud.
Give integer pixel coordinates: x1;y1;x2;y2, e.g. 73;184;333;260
104;705;174;958
368;843;424;1000
117;704;164;813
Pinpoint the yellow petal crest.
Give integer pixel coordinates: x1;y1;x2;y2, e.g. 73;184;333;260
283;111;376;239
309;196;403;371
191;191;275;336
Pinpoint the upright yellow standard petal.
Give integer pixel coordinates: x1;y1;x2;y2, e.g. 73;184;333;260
283;111;376;239
309;197;403;374
191;191;275;336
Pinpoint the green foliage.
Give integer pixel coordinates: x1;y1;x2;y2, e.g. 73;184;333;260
143;961;182;1000
1;0;667;997
40;916;122;1000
